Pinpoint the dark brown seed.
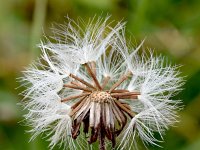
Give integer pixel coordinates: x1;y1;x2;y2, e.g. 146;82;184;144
67;67;138;150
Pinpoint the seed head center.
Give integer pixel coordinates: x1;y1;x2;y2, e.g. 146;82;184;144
89;91;113;103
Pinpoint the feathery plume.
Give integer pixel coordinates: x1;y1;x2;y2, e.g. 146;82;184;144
20;16;183;150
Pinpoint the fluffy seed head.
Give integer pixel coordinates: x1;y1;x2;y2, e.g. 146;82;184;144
19;16;183;150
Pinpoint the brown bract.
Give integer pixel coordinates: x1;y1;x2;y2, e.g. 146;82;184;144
61;62;140;150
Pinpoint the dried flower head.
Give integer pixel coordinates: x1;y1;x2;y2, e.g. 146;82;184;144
20;16;183;150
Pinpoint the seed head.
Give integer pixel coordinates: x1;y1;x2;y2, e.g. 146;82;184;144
19;16;183;150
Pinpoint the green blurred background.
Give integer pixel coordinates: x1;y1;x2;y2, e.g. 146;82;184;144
0;0;200;150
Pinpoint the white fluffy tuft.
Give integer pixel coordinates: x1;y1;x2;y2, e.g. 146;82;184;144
20;16;183;149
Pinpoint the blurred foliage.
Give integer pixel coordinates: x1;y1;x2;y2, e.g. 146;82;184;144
0;0;200;150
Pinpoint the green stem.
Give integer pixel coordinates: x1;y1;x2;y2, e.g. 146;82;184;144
30;0;48;58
